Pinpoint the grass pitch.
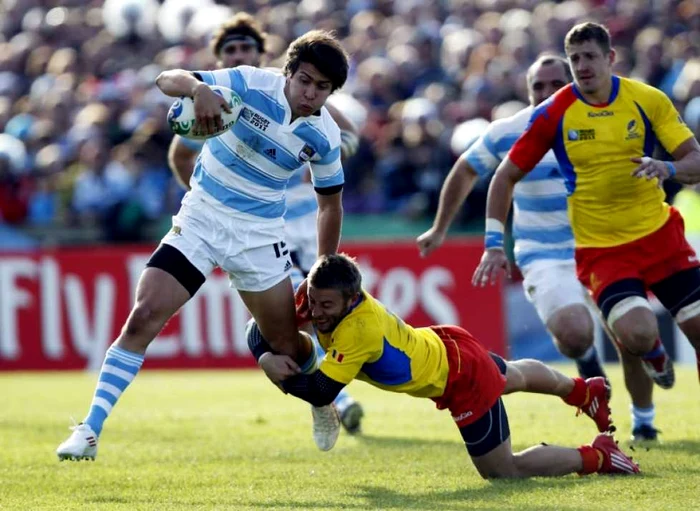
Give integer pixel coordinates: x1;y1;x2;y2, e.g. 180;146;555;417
1;365;699;510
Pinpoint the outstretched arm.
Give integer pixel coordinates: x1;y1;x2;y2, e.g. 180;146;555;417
281;372;346;407
247;320;346;406
471;158;527;287
417;156;480;257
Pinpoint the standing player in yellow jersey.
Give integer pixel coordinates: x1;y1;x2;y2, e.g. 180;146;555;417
474;23;700;401
247;254;640;478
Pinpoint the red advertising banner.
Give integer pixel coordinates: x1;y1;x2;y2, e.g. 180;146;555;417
0;240;504;371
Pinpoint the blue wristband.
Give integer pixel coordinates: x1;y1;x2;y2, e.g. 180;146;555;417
663;161;676;178
484;231;504;250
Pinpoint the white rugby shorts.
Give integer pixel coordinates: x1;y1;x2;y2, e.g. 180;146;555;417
284;211;318;275
160;193;292;292
521;260;590;324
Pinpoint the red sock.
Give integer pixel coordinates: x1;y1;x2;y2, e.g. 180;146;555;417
577;445;602;475
563;377;588;407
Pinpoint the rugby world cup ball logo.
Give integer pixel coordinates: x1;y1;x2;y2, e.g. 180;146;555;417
212;88;243;111
167;99;194;136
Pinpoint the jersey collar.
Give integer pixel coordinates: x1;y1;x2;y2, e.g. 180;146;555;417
572;75;620;107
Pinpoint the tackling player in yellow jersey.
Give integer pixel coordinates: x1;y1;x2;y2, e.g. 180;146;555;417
247;254;640;478
475;22;700;406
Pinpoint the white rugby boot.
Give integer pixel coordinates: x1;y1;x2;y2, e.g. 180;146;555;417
56;422;98;461
311;404;340;451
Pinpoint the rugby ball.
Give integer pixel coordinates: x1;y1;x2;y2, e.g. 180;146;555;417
167;85;243;140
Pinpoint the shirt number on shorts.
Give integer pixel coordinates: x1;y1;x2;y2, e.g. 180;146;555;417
273;242;289;258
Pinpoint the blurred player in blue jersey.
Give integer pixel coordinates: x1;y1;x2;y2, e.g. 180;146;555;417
248;253;639;478
168;14;364;435
417;54;659;441
57;27;348;460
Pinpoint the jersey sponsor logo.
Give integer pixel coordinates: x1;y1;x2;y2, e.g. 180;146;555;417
240;107;270;131
588;110;614;118
330;349;344;363
568;129;595;141
452;411;473;422
625;119;641;140
236;142;256;159
298;144;316;162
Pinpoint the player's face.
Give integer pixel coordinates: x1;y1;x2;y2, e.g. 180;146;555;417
528;63;570;106
308;286;354;333
286;62;333;118
218;41;261;68
567;41;615;94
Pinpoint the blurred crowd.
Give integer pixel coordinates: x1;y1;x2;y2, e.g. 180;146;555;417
0;0;699;242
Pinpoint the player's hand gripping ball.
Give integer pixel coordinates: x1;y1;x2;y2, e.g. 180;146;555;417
167;85;242;140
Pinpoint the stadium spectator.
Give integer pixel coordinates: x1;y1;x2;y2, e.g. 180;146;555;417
0;0;697;240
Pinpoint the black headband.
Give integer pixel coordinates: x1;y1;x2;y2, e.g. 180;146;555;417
219;34;262;53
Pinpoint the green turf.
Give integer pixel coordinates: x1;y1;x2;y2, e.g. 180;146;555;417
1;366;698;510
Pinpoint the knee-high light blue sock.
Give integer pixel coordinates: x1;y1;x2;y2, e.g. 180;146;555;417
84;345;144;436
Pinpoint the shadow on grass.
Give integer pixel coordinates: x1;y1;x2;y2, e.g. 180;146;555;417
350;480;599;511
635;438;700;453
354;433;461;450
239;478;599;510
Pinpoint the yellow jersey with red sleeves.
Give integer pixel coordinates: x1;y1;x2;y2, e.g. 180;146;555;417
508;76;694;248
316;291;450;398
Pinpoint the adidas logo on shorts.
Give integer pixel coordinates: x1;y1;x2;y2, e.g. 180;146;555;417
284;260;292;272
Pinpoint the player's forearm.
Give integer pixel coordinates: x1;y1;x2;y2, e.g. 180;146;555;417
156;70;205;98
485;171;515;224
432;158;479;233
167;138;195;191
317;202;343;256
483;164;520;251
281;372;344;407
670;150;700;185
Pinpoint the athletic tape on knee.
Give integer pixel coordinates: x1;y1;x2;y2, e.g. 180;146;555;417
607;296;652;327
676;299;700;323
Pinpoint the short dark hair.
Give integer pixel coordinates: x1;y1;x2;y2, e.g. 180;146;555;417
565;22;612;54
210;13;266;57
283;30;349;91
308;254;362;300
526;54;573;86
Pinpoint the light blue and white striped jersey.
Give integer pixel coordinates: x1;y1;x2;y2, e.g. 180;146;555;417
178;140;317;222
284;167;317;221
463;106;574;271
190;65;344;222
